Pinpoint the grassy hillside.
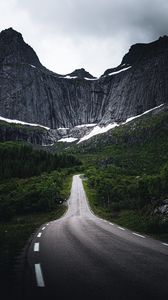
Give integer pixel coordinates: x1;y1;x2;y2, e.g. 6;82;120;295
74;110;168;173
75;110;168;241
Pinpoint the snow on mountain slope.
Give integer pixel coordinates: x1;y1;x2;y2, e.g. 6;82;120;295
77;104;164;143
0;104;165;146
0;28;167;130
105;66;132;77
78;123;119;143
123;104;164;123
0;115;50;130
58;137;78;143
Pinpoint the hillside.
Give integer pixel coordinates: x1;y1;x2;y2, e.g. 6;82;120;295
66;108;168;241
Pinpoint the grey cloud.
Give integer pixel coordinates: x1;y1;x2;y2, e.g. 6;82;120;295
3;0;168;76
17;0;168;40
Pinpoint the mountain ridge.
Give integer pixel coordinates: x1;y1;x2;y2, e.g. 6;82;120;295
0;28;167;135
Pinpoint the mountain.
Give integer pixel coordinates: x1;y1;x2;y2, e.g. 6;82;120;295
0;28;168;144
0;28;42;68
63;68;96;79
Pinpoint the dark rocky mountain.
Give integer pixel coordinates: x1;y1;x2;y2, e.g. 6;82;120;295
0;28;168;132
63;68;96;79
0;28;42;68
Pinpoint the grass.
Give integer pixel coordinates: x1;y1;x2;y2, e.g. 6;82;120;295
0;206;67;297
77;112;168;243
83;180;168;243
0;173;73;298
72;111;168;176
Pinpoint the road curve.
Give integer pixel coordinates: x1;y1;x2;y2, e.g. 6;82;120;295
23;175;168;300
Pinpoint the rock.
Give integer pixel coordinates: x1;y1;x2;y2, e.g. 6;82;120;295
163;199;168;205
64;68;96;79
0;28;167;130
0;121;59;146
154;203;168;215
158;205;168;214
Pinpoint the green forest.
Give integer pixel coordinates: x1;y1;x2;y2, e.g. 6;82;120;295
0;142;82;220
0;141;81;179
0;141;82;290
76;111;168;240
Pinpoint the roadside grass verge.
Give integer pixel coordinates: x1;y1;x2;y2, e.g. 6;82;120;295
0;173;73;297
83;181;168;243
0;206;66;281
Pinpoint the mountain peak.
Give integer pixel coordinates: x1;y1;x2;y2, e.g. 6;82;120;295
1;27;23;37
66;68;96;79
102;35;168;77
0;27;42;68
122;35;168;66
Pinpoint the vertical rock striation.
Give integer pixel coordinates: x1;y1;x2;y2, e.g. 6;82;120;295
0;28;168;129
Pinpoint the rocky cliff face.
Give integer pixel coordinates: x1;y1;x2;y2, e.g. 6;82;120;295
0;28;168;130
0;121;59;145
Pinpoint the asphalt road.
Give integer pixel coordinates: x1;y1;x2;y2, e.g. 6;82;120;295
22;175;168;300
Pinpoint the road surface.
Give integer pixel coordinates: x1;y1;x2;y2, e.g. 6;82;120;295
22;175;168;300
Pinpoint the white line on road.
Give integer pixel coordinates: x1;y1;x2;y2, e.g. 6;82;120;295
46;223;49;226
37;232;42;238
109;222;114;225
34;242;40;252
132;232;146;239
162;243;168;247
118;226;125;231
35;264;45;287
42;227;46;230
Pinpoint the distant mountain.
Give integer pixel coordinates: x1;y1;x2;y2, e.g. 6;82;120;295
0;28;168;144
102;36;168;76
0;28;42;68
63;68;96;79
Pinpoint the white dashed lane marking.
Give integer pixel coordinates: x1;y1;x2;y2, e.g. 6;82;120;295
118;226;125;231
162;243;168;247
132;232;146;239
34;242;40;252
35;264;45;287
37;232;42;238
42;227;46;231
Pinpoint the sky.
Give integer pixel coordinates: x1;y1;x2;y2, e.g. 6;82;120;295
0;0;168;77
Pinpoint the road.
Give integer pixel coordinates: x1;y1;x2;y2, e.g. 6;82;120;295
22;175;168;300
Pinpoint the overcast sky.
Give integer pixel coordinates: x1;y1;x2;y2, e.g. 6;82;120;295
0;0;168;76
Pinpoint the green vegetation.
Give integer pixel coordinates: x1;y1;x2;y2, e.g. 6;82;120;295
1;109;168;295
80;111;168;241
0;170;72;221
0;141;81;179
0;141;81;295
0;207;66;293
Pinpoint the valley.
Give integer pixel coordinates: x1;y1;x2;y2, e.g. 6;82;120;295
0;27;168;299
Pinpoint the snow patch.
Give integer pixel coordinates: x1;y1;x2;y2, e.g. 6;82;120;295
75;123;97;128
60;75;78;79
78;123;119;143
78;104;164;143
123;104;164;124
42;143;54;147
84;77;98;81
107;66;132;76
58;137;78;143
57;127;69;130
0;116;50;130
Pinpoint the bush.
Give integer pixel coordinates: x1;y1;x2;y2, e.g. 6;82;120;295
0;170;70;221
